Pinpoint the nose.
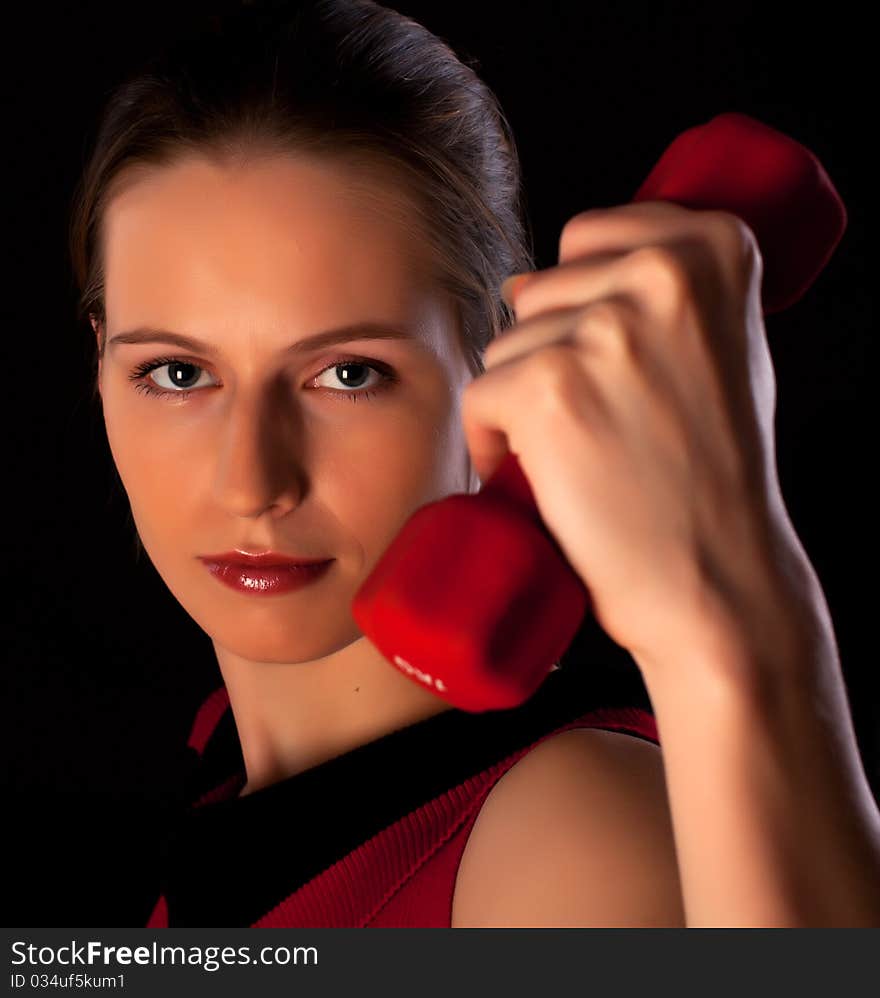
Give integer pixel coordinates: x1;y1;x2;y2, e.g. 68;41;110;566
211;383;306;520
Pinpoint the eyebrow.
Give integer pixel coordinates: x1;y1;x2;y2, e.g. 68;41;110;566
105;321;417;358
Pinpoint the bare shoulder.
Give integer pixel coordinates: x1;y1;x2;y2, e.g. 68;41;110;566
450;726;686;927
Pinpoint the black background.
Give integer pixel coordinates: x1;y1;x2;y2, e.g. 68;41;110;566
2;1;874;926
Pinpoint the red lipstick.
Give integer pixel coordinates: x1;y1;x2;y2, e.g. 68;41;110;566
198;550;334;596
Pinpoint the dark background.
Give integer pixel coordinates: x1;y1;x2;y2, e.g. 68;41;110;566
2;1;873;926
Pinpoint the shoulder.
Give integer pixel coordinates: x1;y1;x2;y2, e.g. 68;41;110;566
451;726;686;927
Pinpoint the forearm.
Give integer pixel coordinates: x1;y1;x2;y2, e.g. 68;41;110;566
636;562;880;927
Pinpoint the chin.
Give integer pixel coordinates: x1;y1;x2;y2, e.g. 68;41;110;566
207;620;366;666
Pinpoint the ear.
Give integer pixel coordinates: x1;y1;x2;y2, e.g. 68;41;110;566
89;315;103;393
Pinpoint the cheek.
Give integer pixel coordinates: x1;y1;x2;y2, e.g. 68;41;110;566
324;403;464;560
102;401;207;546
325;420;438;559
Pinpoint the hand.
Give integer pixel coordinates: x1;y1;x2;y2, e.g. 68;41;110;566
461;201;802;673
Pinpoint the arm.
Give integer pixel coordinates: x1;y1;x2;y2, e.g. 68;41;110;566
634;545;880;927
452;548;880;928
460;203;879;926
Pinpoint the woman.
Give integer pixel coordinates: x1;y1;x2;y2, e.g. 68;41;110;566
67;0;880;927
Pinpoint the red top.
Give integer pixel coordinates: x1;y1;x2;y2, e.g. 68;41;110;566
146;669;659;928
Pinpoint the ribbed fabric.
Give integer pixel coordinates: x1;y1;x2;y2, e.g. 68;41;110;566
146;667;658;928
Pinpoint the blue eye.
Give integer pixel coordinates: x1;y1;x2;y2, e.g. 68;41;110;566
310;359;396;400
127;355;399;403
129;357;216;397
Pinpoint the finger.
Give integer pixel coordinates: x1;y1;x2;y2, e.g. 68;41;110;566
506;238;702;329
486;295;656;380
557;200;701;265
483;304;583;372
500;250;624;316
462;341;608;487
461;360;521;487
503;201;713;321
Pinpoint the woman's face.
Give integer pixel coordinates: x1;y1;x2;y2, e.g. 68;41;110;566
96;152;478;663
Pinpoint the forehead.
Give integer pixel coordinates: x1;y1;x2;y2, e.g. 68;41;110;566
101;152;440;332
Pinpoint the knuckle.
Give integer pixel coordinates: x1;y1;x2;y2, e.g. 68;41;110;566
559;208;608;257
630;244;690;308
574;301;638;362
532;343;583;407
711;208;750;246
709;210;762;277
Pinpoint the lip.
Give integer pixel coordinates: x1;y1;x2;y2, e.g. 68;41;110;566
200;557;334;596
199;550;333;568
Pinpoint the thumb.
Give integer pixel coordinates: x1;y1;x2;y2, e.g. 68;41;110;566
460;374;514;489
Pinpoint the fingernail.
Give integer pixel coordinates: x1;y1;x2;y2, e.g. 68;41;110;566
500;273;531;308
